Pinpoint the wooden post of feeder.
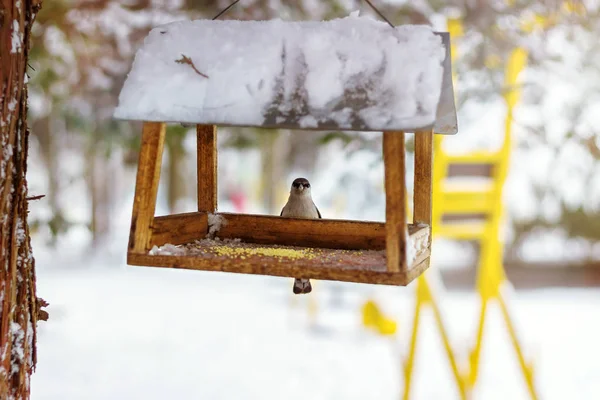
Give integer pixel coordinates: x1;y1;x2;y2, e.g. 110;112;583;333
128;122;166;253
413;129;434;241
196;125;217;213
383;131;407;273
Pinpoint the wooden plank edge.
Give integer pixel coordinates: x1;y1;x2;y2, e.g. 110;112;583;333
150;211;209;247
127;251;431;286
404;256;431;284
150;211;390;250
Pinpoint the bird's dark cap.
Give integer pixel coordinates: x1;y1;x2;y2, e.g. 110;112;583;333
291;177;311;188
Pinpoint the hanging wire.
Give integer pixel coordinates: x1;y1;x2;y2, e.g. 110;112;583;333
212;0;241;20
362;0;395;28
212;0;395;28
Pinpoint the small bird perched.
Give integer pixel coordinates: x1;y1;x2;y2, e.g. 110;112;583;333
280;177;321;294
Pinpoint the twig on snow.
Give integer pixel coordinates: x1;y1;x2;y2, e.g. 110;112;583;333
175;55;209;79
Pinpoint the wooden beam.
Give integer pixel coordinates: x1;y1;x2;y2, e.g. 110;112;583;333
147;212;424;250
146;211;429;251
128;122;166;252
197;124;217;212
150;212;209;247
127;245;430;286
217;213;387;250
413;129;434;226
131;212;432;286
383;131;407;273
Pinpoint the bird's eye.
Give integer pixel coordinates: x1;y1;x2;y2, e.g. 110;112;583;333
305;183;310;188
292;183;299;188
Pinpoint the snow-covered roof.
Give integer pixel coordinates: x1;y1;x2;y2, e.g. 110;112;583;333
114;16;457;134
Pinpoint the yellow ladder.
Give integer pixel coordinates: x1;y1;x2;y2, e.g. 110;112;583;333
456;47;537;399
402;267;468;400
402;16;537;399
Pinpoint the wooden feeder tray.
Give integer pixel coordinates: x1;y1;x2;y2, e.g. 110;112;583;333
128;212;431;285
116;17;457;287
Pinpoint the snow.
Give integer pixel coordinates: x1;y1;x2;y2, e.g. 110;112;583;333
10;322;24;374
10;20;21;54
148;243;185;256
114;16;446;132
31;266;600;400
407;227;429;265
1;143;13;182
207;212;227;237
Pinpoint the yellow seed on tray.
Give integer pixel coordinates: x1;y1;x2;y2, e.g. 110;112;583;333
210;245;316;260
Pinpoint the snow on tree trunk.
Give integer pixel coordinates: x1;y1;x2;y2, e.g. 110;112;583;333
0;0;46;398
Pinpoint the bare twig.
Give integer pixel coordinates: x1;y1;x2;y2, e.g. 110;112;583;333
175;55;209;79
37;298;49;321
26;194;45;201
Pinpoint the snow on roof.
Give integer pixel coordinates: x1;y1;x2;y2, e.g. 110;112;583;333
114;16;453;133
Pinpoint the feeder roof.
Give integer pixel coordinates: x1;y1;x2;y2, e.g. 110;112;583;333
114;16;457;134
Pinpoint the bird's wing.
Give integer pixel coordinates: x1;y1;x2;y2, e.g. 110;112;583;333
314;202;322;219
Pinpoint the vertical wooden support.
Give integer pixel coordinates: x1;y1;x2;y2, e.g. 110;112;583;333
383;131;407;273
197;125;217;212
128;122;166;253
413;129;434;229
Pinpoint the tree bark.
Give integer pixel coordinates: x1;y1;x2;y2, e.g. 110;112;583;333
0;0;45;398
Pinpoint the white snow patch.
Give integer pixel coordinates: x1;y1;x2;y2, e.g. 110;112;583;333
10;322;24;374
207;213;227;238
16;218;26;245
299;115;318;128
407;228;430;265
1;144;13;181
114;17;445;131
10;20;21;53
31;267;600;400
149;243;185;256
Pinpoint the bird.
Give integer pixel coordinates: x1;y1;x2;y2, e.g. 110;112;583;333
280;177;321;294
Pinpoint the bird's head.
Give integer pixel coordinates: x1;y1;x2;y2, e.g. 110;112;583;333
290;177;312;198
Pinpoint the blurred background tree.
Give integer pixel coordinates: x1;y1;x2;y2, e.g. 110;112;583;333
25;0;600;267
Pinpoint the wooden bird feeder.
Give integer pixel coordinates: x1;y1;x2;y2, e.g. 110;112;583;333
114;17;457;286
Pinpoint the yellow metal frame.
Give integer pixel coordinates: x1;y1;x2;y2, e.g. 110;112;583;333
402;269;468;400
460;47;538;399
402;17;538;400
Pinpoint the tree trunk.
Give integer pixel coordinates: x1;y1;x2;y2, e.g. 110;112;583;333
259;131;288;214
32;114;64;242
0;0;46;398
88;147;112;247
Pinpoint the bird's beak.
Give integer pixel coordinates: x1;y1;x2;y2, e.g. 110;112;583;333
298;185;304;191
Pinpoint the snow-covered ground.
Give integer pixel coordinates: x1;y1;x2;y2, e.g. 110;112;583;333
31;258;600;400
